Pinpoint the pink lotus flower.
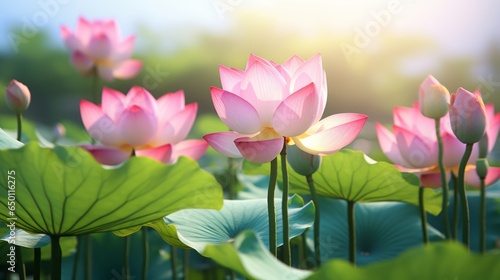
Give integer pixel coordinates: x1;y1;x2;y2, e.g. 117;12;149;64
449;87;487;144
203;54;367;163
376;96;500;188
61;17;142;81
80;87;207;164
5;79;31;113
418;75;450;119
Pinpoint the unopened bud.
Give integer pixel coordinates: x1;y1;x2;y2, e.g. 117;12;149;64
419;75;450;119
287;145;321;176
5;80;31;113
449;88;487;144
478;135;489;159
476;158;489;179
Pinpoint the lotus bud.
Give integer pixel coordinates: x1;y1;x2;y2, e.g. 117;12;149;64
476;158;489;180
5;80;31;113
287;144;321;176
478;134;489;159
53;123;66;142
449;87;487;144
419;75;450;119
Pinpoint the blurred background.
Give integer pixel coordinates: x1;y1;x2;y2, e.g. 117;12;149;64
1;0;500;158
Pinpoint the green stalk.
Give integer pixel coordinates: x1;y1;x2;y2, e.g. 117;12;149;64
85;235;92;280
419;187;429;244
171;245;178;280
435;119;450;238
306;175;320;266
457;143;473;249
16;113;22;141
71;236;81;280
452;173;459;240
298;231;305;268
280;139;291;265
34;248;41;280
480;178;486;254
16;246;26;280
51;235;62;280
142;228;149;280
227;157;237;200
347;201;356;265
267;158;278;256
124;236;131;280
15;113;26;280
183;249;189;279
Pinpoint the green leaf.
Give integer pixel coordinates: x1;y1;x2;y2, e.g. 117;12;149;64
62;231;175;279
1;229;50;248
0;114;37;141
164;195;314;252
236;173;281;200
313;197;444;265
428;191;500;252
35;120;92;146
114;218;187;248
0;142;223;235
0;222;77;262
0;127;23;149
307;242;500;280
244;149;442;215
203;230;313;280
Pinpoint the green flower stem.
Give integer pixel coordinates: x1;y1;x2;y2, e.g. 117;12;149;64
72;236;81;280
435;119;451;239
15;246;26;280
142;228;149;280
458;143;473;249
280;139;291;265
306;174;321;266
480;178;486;254
171;245;178;280
227;157;237;200
230;270;236;280
298;230;306;268
16;113;22;141
85;235;92;280
419;187;429;244
452;173;458;240
347;200;356;265
124;236;131;279
34;248;41;280
267;157;278;256
183;249;190;279
51;235;62;280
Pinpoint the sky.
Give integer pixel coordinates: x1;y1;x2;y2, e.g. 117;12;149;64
1;0;500;57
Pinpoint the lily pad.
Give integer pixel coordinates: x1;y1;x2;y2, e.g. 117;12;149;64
0;114;37;141
307;242;500;279
203;230;313;280
313;197;444;265
164;195;314;252
427;191;500;252
1;229;50;248
62;231;176;279
0;127;23;148
0;222;77;262
244;149;442;214
236;173;282;200
0;142;223;235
